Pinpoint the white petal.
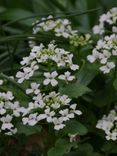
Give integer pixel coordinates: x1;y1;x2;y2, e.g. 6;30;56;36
51;79;58;86
43;79;50;85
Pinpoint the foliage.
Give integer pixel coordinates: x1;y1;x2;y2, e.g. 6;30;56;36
0;0;117;156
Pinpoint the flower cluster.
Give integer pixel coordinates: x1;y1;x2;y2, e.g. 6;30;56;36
22;84;82;130
16;42;79;83
93;7;117;35
0;91;24;135
29;15;92;48
28;15;78;48
32;15;77;38
87;34;117;73
96;109;117;141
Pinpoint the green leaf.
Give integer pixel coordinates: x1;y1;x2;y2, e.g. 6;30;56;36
102;141;117;154
59;82;91;98
48;139;74;156
16;123;42;136
61;120;88;135
76;62;99;85
1;9;34;26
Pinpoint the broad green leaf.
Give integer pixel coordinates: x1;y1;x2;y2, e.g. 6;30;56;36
1;9;34;26
61;120;88;135
48;139;74;156
59;82;91;98
102;141;117;154
16;123;42;136
76;62;99;85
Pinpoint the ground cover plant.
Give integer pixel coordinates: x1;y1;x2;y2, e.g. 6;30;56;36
0;0;117;156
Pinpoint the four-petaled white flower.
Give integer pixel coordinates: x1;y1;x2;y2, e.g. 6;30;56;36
22;113;38;126
70;104;82;115
26;82;40;95
1;115;13;130
59;109;74;121
58;71;75;81
99;62;115;74
43;71;58;86
53;117;65;130
37;108;55;123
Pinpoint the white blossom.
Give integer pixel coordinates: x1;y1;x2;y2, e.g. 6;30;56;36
22;113;38;126
58;71;75;81
1;115;13;130
96;109;117;141
53;117;65;130
26;82;40;95
43;71;58;86
93;7;117;34
87;34;117;74
99;62;115;74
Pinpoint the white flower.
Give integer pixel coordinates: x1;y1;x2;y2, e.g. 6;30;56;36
4;91;14;101
93;7;117;35
87;49;100;63
10;101;21;117
59;95;71;105
96;109;117;141
20;56;31;66
59;109;74;121
1;115;13;130
0;103;6;115
70;64;79;71
58;71;75;81
37;108;55;123
88;34;117;74
16;69;31;83
16;61;38;83
106;131;117;141
70;104;82;115
112;26;117;33
22;113;38;126
53;117;65;130
99;62;115;74
43;71;58;86
93;24;104;35
68;133;78;142
5;128;17;136
26;82;40;95
99;50;111;64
